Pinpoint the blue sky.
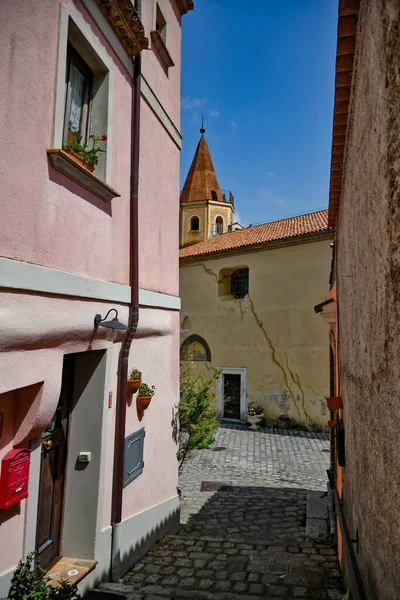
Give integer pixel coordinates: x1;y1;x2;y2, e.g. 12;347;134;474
180;0;338;226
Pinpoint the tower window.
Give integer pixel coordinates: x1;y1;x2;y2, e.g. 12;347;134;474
211;216;223;237
230;268;249;299
215;216;223;234
190;216;200;231
211;190;218;201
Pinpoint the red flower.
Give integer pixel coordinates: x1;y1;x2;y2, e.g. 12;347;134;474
101;134;108;141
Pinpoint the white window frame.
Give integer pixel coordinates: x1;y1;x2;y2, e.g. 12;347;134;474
153;1;167;43
216;367;247;422
53;3;114;184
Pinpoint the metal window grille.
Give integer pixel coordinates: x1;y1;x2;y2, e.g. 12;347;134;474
230;268;249;299
210;222;223;236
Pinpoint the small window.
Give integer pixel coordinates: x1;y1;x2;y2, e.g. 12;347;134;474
156;4;167;43
63;44;93;146
230;268;249;299
190;216;200;231
211;190;218;202
181;334;212;362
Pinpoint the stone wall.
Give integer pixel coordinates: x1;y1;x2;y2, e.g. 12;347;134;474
336;1;400;597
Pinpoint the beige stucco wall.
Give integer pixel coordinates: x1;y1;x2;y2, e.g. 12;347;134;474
180;238;332;428
335;1;400;597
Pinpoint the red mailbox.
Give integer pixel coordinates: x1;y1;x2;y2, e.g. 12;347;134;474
0;448;31;510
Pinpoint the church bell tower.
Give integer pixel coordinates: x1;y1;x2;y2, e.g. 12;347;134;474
180;125;234;248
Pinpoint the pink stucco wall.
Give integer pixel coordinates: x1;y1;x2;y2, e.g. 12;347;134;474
141;0;182;129
138;101;180;296
0;0;131;285
0;0;182;585
121;311;180;520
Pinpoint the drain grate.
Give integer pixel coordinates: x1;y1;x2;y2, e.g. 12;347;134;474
200;480;232;491
211;446;227;452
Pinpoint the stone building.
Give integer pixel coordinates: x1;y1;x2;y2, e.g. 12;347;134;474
0;0;192;595
179;132;334;428
317;0;400;597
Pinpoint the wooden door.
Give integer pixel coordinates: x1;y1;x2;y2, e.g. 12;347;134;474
36;356;74;569
223;373;241;420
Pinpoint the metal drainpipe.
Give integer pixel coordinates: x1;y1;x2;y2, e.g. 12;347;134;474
110;0;142;573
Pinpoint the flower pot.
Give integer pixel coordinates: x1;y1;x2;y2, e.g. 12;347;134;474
137;395;152;412
64;148;95;172
127;379;141;395
246;414;263;430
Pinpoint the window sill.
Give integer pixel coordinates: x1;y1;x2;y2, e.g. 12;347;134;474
150;30;175;69
47;149;121;203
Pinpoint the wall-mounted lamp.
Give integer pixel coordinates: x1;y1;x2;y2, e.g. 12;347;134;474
94;309;128;331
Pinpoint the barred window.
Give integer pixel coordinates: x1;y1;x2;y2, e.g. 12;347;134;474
230;268;249;299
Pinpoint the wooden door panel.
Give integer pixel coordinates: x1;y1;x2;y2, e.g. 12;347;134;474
36;355;74;569
223;373;241;419
36;447;57;553
36;430;66;568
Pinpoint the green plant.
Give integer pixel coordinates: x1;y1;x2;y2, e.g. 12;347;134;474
63;132;107;167
177;359;220;471
246;401;264;416
138;383;155;397
7;552;79;600
128;368;142;381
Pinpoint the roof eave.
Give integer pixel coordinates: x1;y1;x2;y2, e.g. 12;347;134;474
176;0;194;15
328;0;360;229
180;229;334;264
94;0;149;57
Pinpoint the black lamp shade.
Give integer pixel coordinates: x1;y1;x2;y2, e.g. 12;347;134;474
94;310;128;331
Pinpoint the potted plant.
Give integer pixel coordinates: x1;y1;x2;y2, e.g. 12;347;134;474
127;368;142;395
246;401;264;430
63;132;108;172
137;383;155;412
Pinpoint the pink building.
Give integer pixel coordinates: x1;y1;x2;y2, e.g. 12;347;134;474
0;0;193;594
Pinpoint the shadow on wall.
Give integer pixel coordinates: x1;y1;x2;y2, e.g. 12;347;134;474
112;504;180;582
47;162;112;217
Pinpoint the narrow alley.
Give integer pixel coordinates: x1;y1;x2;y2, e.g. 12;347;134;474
120;425;343;599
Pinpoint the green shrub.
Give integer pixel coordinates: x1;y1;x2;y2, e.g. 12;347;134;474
7;553;79;600
177;359;220;470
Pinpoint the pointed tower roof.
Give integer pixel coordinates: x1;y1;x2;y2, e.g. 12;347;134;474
180;127;223;203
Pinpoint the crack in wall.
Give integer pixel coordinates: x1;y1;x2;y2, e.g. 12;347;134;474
284;351;311;424
192;263;312;425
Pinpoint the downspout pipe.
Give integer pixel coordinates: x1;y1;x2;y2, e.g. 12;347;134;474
111;0;142;556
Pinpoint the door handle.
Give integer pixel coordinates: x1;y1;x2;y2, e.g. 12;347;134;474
43;440;53;449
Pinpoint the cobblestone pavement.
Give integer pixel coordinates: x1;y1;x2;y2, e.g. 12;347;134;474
123;424;344;599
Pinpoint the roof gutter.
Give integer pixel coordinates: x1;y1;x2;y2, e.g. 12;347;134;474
111;0;142;528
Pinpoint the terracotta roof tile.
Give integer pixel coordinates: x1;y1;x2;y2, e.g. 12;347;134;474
180;209;331;260
180;134;221;203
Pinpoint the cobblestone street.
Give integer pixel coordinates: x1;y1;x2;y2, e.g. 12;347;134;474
122;425;344;599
